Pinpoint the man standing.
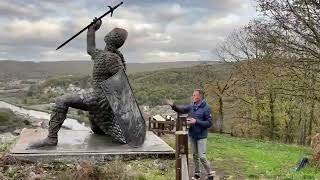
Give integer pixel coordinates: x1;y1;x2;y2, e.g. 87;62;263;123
164;89;215;180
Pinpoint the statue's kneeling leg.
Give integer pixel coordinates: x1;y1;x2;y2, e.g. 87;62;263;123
89;117;105;135
27;99;69;149
89;106;126;144
97;116;127;144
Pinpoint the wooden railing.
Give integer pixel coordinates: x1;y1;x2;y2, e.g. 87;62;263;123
149;113;189;136
149;113;189;180
175;131;189;180
181;154;189;180
149;117;175;136
149;119;175;135
175;114;189;180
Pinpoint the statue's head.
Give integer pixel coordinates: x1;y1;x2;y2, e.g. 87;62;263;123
104;28;128;49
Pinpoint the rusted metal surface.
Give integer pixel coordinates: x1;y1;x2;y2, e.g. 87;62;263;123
10;129;174;162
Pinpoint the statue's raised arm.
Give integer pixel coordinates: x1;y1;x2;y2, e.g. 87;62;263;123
87;17;102;57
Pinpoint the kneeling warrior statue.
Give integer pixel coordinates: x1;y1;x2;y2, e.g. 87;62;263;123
28;18;129;148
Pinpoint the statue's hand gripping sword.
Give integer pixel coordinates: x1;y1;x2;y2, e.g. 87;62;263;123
56;1;123;50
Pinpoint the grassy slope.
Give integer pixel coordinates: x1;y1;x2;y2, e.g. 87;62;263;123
161;133;318;179
206;133;318;179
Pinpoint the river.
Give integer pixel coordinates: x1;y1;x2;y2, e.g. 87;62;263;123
0;101;89;131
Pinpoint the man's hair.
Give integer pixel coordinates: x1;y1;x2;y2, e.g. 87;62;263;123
194;89;205;98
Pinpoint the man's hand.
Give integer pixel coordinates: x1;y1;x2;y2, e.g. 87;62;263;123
163;98;174;106
89;17;102;31
187;118;197;124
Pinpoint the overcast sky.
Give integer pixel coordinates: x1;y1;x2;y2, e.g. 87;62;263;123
0;0;257;62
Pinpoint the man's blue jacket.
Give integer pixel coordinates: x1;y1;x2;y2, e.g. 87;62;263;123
172;99;213;140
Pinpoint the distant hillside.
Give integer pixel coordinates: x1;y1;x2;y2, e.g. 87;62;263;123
129;63;234;106
0;60;217;80
0;62;233;106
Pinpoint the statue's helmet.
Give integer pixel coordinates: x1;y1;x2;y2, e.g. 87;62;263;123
104;28;128;49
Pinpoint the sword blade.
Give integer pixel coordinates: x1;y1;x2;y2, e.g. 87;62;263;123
56;1;124;50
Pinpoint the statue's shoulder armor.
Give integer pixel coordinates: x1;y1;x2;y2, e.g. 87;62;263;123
91;49;124;74
90;49;104;59
104;51;125;75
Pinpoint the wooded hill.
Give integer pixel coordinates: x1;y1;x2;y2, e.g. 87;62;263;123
0;60;214;80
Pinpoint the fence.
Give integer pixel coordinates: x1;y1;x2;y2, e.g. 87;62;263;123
175;114;189;180
149;113;189;180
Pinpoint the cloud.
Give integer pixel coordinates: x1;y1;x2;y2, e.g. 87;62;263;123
145;51;203;62
0;0;42;19
1;19;66;47
0;0;257;62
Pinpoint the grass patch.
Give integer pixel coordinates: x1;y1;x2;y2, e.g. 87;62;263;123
100;160;175;180
160;134;175;149
0;158;175;180
160;133;319;179
206;133;319;179
0;141;15;153
0;108;30;133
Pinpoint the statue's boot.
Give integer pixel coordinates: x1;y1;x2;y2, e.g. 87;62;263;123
27;107;67;149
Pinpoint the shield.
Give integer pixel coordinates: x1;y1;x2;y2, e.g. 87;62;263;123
100;69;146;147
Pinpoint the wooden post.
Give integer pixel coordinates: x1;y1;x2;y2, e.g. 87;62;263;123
177;114;188;131
155;119;159;136
148;117;151;131
176;113;180;131
161;123;165;136
176;131;188;180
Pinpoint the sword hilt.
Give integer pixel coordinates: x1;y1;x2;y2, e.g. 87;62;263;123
108;6;114;17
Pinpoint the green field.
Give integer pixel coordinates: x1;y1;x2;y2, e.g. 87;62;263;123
204;134;319;179
161;133;319;179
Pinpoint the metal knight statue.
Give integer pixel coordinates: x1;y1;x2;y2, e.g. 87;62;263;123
28;18;131;148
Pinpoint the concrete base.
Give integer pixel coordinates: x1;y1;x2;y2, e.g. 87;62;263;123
10;129;174;163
